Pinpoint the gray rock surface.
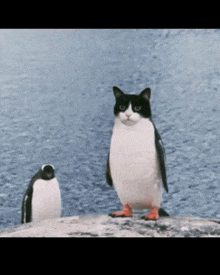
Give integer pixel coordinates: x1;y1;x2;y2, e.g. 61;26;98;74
1;215;220;237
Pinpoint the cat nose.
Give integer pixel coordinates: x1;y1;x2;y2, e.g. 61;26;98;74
125;110;132;117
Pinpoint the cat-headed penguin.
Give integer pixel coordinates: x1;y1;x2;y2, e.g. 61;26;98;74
21;164;61;223
106;87;169;220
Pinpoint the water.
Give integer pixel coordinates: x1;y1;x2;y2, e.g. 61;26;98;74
0;29;220;229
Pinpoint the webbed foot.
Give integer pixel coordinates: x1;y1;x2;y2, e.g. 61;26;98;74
141;207;159;221
109;204;132;218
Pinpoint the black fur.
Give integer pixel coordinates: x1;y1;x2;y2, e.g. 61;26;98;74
113;86;152;119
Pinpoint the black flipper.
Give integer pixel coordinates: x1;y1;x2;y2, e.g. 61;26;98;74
21;189;33;223
21;169;42;223
106;153;113;187
153;124;169;193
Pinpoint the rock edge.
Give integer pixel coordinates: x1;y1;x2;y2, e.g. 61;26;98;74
1;215;220;237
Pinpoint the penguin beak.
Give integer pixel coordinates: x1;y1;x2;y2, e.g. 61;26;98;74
46;173;52;179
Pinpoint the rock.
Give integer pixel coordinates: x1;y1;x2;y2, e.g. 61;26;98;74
1;215;220;237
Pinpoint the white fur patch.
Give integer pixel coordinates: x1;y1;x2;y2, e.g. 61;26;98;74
118;103;142;126
110;117;162;209
32;178;61;222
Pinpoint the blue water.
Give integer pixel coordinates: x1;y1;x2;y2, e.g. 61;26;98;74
0;29;220;229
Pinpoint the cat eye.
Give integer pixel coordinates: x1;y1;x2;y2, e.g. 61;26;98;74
119;105;126;111
134;106;142;112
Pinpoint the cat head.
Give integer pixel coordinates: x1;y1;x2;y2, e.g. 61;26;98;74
113;86;152;126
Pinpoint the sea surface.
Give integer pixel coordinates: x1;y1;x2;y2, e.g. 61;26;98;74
0;29;220;229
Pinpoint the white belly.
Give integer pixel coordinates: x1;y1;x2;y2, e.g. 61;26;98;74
110;118;162;209
32;178;61;222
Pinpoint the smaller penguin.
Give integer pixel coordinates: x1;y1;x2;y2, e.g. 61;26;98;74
21;165;61;224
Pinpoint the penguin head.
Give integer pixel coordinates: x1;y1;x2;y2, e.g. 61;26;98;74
41;164;55;180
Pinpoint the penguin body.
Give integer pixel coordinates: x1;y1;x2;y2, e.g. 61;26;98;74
107;87;169;220
110;117;162;210
21;165;61;223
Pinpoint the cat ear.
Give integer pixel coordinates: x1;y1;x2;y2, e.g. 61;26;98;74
139;88;151;100
113;86;124;98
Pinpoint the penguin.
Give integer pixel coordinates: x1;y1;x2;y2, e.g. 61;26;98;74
106;86;169;220
21;164;61;223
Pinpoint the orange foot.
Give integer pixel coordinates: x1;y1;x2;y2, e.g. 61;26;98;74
141;207;159;221
109;204;132;218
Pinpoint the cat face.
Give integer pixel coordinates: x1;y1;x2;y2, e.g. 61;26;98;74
113;86;152;126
